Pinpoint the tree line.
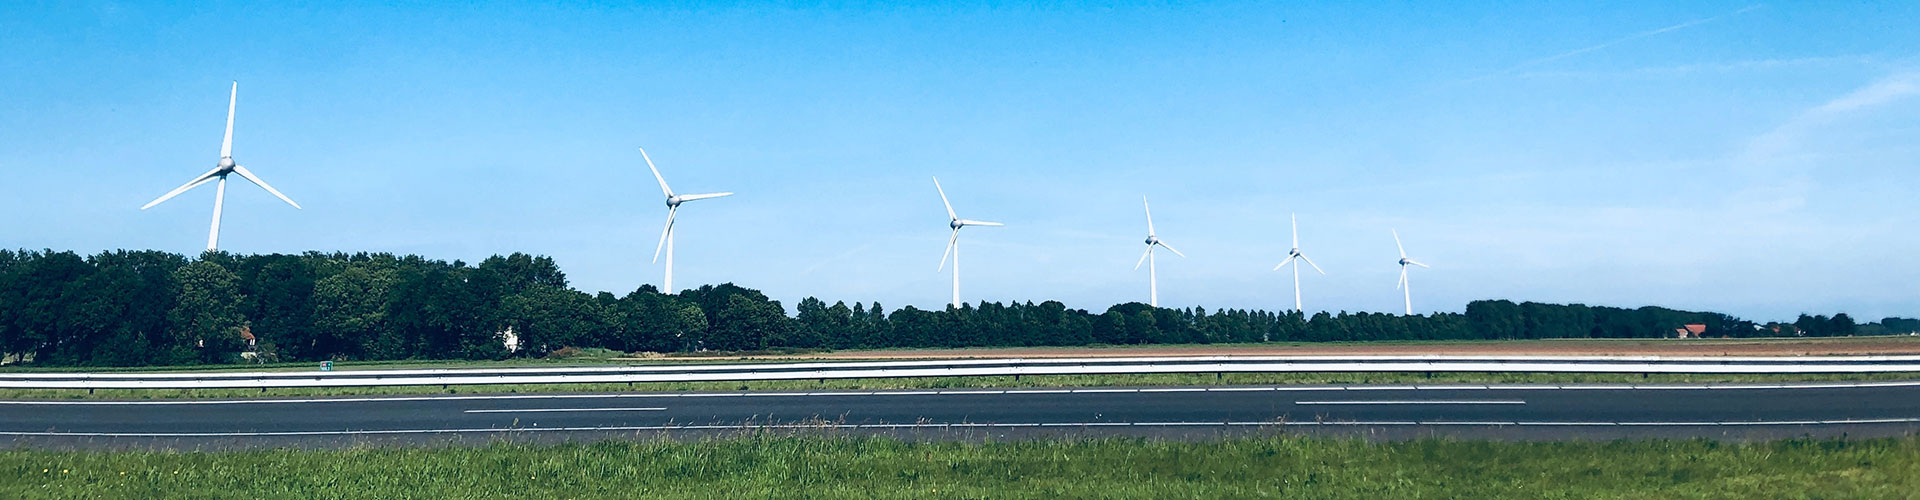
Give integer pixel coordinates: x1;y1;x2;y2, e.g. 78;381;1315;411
0;250;1913;367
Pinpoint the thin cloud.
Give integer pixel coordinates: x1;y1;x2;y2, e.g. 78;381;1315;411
1745;71;1920;162
1511;55;1876;80
1462;4;1763;84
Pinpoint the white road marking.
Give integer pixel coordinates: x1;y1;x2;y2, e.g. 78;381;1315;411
4;417;1919;438
462;407;665;414
1296;400;1525;405
1;380;1917;406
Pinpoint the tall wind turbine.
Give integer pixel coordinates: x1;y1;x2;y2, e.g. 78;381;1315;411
140;82;302;251
641;147;733;294
934;177;1002;309
1393;229;1430;315
1272;214;1324;312
1134;197;1185;307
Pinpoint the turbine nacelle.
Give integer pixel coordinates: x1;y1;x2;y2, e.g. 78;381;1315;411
217;157;235;170
1144;235;1160;246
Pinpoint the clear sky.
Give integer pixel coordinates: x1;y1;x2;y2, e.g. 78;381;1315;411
3;2;1916;321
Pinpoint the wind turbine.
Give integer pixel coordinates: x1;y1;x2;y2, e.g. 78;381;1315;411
140;82;302;251
934;177;1002;309
1272;214;1324;312
1393;229;1430;315
641;147;733;294
1134;197;1185;307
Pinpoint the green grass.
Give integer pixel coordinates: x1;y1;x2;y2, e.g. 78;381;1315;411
3;435;1917;499
6;371;1920;401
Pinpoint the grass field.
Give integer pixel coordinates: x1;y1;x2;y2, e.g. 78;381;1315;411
5;371;1920;401
3;435;1917;499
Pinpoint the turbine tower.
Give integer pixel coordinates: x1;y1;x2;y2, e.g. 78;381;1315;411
934;177;1002;309
141;82;302;251
642;147;733;294
1393;229;1430;315
1134;197;1185;307
1272;214;1325;312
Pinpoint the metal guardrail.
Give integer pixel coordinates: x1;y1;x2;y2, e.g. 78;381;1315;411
4;355;1920;390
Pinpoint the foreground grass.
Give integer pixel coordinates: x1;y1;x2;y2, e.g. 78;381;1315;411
6;371;1920;401
3;435;1917;499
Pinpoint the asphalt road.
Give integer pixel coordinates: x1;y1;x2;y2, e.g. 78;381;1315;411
5;381;1920;449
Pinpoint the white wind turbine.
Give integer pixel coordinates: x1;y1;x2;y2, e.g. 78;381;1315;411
1393;229;1430;315
1134;197;1185;307
641;147;733;294
1272;214;1325;312
934;177;1003;309
140;82;302;251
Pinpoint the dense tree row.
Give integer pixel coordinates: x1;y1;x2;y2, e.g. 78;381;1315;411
0;250;1913;367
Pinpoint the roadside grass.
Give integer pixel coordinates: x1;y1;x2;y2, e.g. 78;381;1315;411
3;435;1917;499
5;371;1920;401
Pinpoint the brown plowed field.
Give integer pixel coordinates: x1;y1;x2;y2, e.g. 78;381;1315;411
665;337;1920;360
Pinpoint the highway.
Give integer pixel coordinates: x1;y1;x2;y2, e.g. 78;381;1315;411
5;381;1920;449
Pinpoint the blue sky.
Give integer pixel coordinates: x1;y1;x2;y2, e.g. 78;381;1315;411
2;2;1916;321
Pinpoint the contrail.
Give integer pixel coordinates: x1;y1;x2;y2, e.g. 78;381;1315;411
1462;4;1763;84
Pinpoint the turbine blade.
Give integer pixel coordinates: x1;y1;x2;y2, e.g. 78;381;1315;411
652;207;676;263
1290;213;1299;248
1410;260;1430;268
933;177;956;221
938;228;959;271
1397;267;1407;290
1134;245;1152;270
1392;229;1407;258
1273;255;1295;271
955;219;1003;227
677;192;733;202
1143;196;1155;236
230;165;301;209
1156;241;1186;258
639;147;674;197
1301;254;1326;275
220;81;236;158
140;167;224;210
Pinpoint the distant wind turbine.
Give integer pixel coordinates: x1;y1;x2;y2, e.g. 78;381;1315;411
1134;197;1185;307
1272;214;1324;312
1393;229;1430;315
641;147;733;294
140;82;302;251
934;177;1003;309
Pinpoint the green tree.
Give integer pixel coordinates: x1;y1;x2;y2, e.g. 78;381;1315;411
167;260;248;364
311;266;395;360
500;284;611;355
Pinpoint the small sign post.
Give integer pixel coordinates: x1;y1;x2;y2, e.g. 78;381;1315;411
320;361;333;372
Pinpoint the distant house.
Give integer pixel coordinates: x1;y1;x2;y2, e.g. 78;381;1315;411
1674;324;1707;339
